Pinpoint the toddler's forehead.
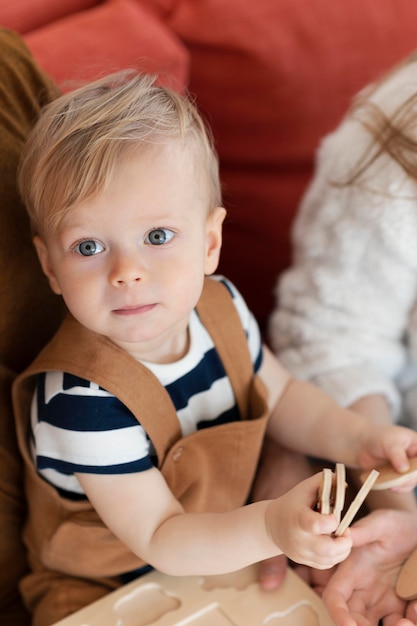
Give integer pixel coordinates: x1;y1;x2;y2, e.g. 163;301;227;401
117;138;211;193
63;142;208;216
42;134;212;236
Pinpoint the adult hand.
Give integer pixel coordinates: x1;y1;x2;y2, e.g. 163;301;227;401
322;509;417;626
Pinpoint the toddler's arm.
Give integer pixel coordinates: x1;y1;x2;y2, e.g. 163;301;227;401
260;346;417;479
76;466;351;576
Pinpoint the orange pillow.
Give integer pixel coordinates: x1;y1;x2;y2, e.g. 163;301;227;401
24;0;189;92
0;0;99;34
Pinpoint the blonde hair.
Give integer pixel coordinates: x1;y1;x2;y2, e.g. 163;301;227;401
341;53;417;186
18;70;222;234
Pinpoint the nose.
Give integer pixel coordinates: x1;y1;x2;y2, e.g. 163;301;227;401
109;250;145;286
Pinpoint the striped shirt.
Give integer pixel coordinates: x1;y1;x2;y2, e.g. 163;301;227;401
30;277;263;500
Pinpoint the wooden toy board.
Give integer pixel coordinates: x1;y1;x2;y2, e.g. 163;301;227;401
52;565;335;626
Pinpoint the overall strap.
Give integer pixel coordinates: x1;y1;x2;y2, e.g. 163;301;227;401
196;278;253;421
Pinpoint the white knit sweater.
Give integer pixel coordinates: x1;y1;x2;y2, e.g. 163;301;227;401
270;59;417;428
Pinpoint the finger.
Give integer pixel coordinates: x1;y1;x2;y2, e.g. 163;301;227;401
383;616;414;626
348;526;374;548
323;587;361;626
392;485;417;493
305;471;330;508
352;615;372;626
391;478;417;493
311;511;340;535
405;600;417;621
309;566;335;596
258;554;288;590
348;510;391;547
382;614;415;626
388;443;411;474
370;605;403;626
291;563;310;583
312;540;352;570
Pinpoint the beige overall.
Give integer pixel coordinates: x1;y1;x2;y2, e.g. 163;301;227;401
12;278;270;625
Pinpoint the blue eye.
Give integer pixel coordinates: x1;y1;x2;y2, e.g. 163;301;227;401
75;240;104;256
146;228;174;246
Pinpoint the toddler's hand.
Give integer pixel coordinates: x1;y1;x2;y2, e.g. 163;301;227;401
358;423;417;486
265;473;352;570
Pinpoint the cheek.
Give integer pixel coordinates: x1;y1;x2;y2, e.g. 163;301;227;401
171;266;206;310
57;268;99;307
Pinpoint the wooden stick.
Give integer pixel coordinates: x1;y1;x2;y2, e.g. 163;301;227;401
333;463;346;524
317;468;333;514
334;469;379;536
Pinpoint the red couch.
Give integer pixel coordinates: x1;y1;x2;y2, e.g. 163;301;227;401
2;0;417;622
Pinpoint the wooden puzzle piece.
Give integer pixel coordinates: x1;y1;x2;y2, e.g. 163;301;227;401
360;456;417;490
51;565;335;626
396;545;417;601
111;584;180;625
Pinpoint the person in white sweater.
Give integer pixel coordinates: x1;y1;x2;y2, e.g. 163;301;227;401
269;53;417;626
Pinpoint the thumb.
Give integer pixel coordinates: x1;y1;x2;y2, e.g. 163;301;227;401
348;509;391;547
388;442;410;473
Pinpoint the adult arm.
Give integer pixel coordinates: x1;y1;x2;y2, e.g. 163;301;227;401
270;62;417;423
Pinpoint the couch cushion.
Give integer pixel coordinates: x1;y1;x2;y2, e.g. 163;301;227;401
0;0;99;35
24;0;189;91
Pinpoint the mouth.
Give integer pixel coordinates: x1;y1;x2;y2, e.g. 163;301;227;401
113;303;156;316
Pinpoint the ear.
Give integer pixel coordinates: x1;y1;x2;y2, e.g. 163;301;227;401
204;206;226;275
33;235;62;295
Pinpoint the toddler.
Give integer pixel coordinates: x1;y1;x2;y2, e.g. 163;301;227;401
13;70;417;625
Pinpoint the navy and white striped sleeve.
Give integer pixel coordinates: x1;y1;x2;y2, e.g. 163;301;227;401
32;371;154;482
